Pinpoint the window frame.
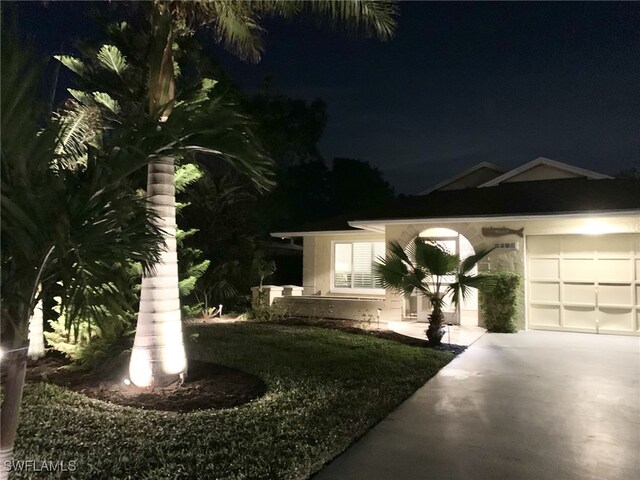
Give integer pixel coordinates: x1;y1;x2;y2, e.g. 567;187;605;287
330;240;386;295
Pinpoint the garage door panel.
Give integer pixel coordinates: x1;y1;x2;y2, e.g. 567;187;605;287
563;306;596;329
530;282;559;303
529;259;559;280
527;233;638;335
563;283;595;305
597;235;634;257
598;308;634;332
530;305;560;327
597;259;632;282
562;259;596;282
562;236;598;257
527;236;561;256
598;284;633;307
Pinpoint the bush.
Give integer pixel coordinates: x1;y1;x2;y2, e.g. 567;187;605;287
44;314;132;371
480;271;520;333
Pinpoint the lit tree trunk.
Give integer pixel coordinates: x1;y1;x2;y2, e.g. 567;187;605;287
1;311;28;480
129;157;187;387
0;355;27;480
27;296;45;360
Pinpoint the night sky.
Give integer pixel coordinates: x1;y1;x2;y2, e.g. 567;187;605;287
10;1;640;193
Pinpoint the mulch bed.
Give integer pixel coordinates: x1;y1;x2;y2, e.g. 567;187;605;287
26;355;267;413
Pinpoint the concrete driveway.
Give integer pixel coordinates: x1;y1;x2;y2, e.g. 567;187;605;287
315;331;640;480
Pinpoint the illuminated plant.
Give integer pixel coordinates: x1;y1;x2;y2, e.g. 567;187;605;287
375;238;494;345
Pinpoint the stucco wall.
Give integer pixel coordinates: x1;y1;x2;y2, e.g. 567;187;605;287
383;214;639;328
302;232;385;296
300;214;639;328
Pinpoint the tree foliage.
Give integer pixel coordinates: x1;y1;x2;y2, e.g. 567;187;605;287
0;32;164;349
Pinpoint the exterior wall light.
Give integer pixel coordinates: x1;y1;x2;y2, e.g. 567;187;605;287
579;220;615;235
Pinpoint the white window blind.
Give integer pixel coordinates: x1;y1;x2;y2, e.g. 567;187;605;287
334;243;352;288
334;242;385;290
373;242;385;287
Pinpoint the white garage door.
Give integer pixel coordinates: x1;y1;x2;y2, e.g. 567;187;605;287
527;234;640;335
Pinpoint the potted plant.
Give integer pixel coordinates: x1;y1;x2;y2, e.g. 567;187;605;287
375;237;495;345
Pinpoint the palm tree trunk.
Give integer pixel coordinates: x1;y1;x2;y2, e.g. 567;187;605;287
129;156;187;388
0;347;28;480
27;296;45;360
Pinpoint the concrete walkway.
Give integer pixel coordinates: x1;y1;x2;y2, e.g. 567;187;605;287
388;321;486;346
315;331;640;480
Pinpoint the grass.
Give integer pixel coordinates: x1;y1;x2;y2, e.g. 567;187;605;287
16;323;454;479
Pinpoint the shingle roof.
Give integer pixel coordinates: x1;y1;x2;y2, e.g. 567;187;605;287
274;178;640;234
353;178;639;221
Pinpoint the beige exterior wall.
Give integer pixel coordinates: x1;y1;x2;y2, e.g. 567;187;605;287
383;214;639;328
302;213;640;328
302;232;386;296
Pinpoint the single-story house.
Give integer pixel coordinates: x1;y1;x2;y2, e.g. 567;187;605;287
269;157;640;336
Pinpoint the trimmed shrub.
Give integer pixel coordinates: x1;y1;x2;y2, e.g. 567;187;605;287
480;271;520;333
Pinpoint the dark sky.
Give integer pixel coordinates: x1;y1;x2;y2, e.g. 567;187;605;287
11;1;640;193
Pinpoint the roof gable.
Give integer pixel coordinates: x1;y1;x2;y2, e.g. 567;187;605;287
479;157;611;187
420;162;505;194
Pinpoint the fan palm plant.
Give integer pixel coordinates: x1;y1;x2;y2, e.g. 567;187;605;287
0;34;165;470
375;238;494;345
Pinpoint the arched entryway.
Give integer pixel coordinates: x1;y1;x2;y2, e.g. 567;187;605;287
403;227;479;326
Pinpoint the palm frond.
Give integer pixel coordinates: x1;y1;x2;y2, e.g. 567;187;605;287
54;55;87;76
165;88;274;191
1;32;165;345
172;1;265;63
387;240;412;265
53;99;103;165
254;0;398;41
374;256;409;295
92;92;121;114
414;238;458;276
301;0;398;41
459;247;494;275
96;45;129;76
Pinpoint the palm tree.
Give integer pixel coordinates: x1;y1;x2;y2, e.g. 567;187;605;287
135;0;397;386
0;35;165;472
56;1;398;387
134;0;398;387
375;238;494;345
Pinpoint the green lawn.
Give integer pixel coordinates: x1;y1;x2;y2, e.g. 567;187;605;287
16;323;454;479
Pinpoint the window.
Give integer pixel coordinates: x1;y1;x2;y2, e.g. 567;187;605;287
333;242;385;291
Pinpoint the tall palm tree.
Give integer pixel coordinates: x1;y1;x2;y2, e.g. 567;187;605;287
134;0;397;387
57;1;398;387
375;238;494;345
0;34;165;472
